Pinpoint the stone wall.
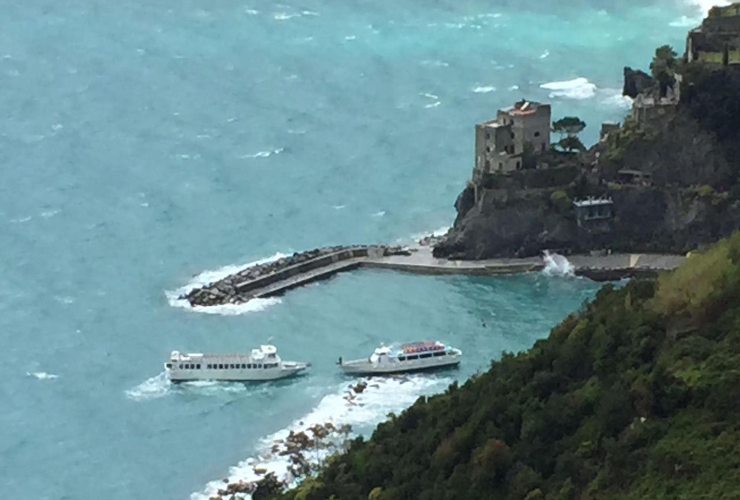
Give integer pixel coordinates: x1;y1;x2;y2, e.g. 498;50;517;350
184;245;407;307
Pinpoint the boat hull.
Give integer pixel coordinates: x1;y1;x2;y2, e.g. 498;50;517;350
167;364;308;383
339;356;460;376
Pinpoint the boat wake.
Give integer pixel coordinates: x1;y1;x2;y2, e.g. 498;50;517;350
165;252;288;315
125;372;171;401
190;374;452;499
125;373;258;401
542;250;575;277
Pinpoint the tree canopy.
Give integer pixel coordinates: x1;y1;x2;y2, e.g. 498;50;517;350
552;117;586;152
552;116;586;137
650;45;678;96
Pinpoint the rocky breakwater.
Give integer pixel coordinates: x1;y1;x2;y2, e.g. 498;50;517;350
183;245;409;308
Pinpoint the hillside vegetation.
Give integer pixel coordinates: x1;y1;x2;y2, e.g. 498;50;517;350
275;233;740;500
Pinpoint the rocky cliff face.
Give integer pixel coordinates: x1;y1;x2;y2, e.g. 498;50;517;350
435;61;740;259
435;183;740;259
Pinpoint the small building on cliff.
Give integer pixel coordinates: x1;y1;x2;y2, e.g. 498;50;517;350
574;196;614;228
687;3;740;65
473;100;551;182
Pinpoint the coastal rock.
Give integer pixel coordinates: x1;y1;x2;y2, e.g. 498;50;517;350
622;66;654;98
435;64;740;260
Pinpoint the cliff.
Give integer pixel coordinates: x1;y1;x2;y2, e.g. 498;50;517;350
434;29;740;259
274;232;740;500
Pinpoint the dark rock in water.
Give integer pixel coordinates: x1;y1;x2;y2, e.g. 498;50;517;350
623;66;654;98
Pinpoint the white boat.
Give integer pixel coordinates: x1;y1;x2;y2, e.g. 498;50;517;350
338;341;462;375
164;345;309;382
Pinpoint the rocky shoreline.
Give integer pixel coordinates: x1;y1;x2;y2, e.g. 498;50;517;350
182;245;409;308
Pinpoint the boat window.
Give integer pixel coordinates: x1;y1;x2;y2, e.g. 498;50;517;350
420;353;432;359
196;364;201;369
407;355;419;360
185;364;190;369
398;356;406;361
257;364;262;369
165;363;172;369
433;352;446;357
218;364;223;369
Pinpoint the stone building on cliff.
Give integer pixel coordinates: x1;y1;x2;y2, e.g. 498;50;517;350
472;100;551;183
687;3;740;65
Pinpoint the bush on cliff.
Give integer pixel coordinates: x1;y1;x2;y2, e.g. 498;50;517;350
275;233;740;500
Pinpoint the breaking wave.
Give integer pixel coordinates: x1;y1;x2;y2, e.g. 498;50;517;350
190;375;452;500
542;250;575;277
126;372;170;401
125;373;259;401
540;77;597;99
165;252;288;315
27;371;59;380
403;225;450;244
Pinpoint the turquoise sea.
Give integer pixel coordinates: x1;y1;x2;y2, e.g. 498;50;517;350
0;1;700;498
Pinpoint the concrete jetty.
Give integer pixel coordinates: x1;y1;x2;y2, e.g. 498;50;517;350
182;245;685;308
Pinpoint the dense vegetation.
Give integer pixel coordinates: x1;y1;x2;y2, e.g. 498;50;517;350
275;233;740;500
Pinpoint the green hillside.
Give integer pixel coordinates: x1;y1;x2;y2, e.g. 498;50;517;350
275;233;740;500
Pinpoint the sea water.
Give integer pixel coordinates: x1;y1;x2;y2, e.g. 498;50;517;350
0;0;704;498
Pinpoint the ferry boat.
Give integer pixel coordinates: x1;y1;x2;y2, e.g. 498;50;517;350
164;345;309;383
338;341;462;376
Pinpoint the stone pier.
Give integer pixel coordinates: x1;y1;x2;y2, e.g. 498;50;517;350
181;245;685;308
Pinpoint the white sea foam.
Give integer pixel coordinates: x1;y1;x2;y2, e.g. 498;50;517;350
420;92;439;100
186;299;283;316
126;373;258;401
425;101;441;108
126;372;170;401
404;225;451;244
27;371;59;380
191;375;452;500
472;85;496;93
344;35;357;41
542;250;575;277
40;209;60;218
10;215;32;224
165;252;289;315
371;210;386;217
420;59;449;67
539;50;550;59
600;89;633;110
244;8;259;15
508;85;520;91
332;204;346;210
274;12;301;21
240;148;284;159
540;77;597;99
